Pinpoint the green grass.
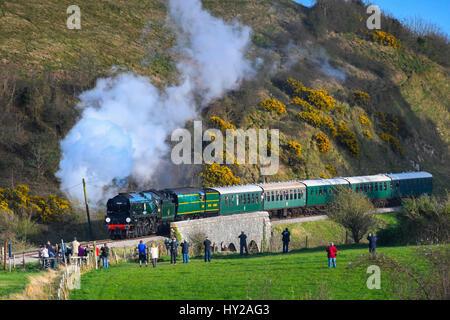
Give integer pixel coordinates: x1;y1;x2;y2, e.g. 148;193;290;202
70;244;431;300
271;212;399;250
0;263;42;298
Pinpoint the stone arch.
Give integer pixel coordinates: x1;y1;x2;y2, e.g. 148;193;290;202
248;240;259;253
228;243;237;252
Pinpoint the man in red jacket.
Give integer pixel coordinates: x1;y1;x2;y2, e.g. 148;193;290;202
326;242;338;269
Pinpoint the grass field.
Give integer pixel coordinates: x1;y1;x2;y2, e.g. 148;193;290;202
270;212;400;250
70;244;431;300
0;264;42;299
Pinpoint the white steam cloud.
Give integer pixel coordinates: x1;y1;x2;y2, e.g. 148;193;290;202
56;0;253;204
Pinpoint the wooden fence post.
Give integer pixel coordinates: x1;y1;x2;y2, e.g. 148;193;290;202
4;241;7;270
345;231;348;244
22;252;25;269
305;236;308;249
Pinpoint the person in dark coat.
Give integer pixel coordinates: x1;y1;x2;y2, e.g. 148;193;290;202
181;240;189;264
100;243;109;269
48;243;57;269
282;228;290;253
367;233;377;255
169;237;178;264
238;231;248;255
204;236;212;263
164;239;170;256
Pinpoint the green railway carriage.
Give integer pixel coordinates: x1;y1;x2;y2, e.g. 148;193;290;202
162;187;218;218
302;178;350;206
386;172;433;198
204;189;220;214
343;174;392;200
258;181;307;211
212;185;263;215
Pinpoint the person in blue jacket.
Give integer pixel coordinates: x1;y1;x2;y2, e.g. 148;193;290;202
181;240;189;264
367;233;377;256
138;240;148;267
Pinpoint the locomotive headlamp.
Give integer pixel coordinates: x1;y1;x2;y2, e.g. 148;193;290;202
105;217;111;223
126;217;131;223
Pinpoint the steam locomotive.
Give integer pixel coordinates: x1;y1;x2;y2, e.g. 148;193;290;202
105;171;432;239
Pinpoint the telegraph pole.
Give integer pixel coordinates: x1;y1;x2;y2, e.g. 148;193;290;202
82;178;93;241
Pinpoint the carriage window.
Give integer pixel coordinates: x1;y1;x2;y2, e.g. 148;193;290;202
247;194;251;203
319;188;322;196
324;188;327;195
294;190;297;200
384;182;387;190
251;194;255;204
370;184;373;192
375;183;378;191
271;192;274;201
199;193;205;201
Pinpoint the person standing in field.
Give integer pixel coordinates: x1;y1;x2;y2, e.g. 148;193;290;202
282;228;290;253
181;240;190;264
169;237;178;265
238;231;248;255
101;243;109;269
72;237;80;261
326;242;338;269
41;245;49;268
367;233;377;256
150;243;159;268
138;240;148;267
204;236;212;263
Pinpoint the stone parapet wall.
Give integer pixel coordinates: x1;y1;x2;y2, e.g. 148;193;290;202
170;211;271;252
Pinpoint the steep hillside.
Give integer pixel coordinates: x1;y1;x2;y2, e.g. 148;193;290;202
0;0;448;197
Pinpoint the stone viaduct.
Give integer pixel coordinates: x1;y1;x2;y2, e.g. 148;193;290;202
170;211;271;252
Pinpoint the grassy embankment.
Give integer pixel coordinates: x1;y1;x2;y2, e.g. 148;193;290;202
0;263;42;299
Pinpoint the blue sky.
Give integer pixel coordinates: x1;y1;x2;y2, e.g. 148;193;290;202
294;0;450;36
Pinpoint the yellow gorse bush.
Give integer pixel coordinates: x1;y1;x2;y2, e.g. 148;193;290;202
359;114;372;126
200;163;241;187
352;90;371;105
0;185;72;223
210;116;235;132
364;129;372;139
325;164;337;176
376;112;399;135
287;78;336;112
287;141;302;157
370;30;401;49
336;122;360;157
260;98;287;115
315;133;330;153
380;133;404;156
297;111;337;136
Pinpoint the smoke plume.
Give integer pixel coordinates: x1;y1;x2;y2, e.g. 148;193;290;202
56;0;253;205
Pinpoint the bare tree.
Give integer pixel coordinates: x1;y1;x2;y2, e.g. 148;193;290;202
328;186;377;243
